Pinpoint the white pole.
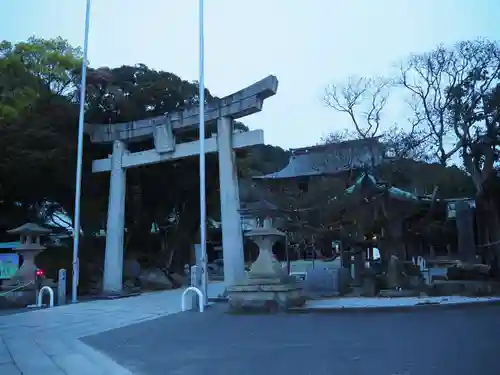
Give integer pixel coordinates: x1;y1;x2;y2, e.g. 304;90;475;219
198;0;208;305
71;0;92;304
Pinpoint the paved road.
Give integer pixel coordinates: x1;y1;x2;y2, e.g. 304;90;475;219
0;283;227;374
83;304;500;375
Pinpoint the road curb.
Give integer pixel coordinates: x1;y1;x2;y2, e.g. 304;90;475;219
287;299;500;314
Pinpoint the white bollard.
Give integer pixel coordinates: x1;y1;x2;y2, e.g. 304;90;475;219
417;256;424;270
418;257;427;271
37;286;55;308
417;257;431;284
181;287;204;312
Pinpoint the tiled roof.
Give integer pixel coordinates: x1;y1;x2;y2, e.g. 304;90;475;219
253;138;386;179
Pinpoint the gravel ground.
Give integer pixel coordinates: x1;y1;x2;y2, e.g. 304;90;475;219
82;303;500;375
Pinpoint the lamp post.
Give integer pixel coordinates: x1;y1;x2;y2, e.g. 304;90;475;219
198;0;208;304
71;0;92;304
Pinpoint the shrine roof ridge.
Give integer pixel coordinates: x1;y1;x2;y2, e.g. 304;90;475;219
290;137;384;156
253;137;387;180
84;75;278;144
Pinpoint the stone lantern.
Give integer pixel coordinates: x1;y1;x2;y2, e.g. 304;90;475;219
7;222;51;286
226;201;305;312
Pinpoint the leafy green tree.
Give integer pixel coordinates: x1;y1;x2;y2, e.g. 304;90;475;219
0;37;83;221
12;36;83;98
0;41;39;122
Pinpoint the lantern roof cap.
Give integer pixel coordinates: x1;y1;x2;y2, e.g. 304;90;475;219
7;222;52;235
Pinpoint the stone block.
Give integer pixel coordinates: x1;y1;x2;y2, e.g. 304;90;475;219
447;265;490;281
227;283;305;313
138;268;173;290
338;267;352;295
431;280;500;296
361;276;377;297
169;272;187;286
303;267;341;298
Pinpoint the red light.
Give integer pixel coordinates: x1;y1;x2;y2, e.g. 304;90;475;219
35;269;44;277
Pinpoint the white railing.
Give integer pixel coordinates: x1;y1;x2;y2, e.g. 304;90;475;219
181;286;204;312
413;256;431;284
37;286;54;308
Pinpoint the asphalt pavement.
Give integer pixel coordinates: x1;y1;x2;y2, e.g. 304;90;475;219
82;303;500;375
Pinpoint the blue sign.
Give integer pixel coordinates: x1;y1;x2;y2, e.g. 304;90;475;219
0;253;20;279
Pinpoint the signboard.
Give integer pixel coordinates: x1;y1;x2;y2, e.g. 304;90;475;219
58;269;67;305
0;253;19;279
290;271;307;281
447;199;475;219
190;265;202;288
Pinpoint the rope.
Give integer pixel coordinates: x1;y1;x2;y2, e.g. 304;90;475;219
0;280;35;297
477;239;500;248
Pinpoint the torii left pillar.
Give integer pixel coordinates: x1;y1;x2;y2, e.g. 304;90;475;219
103;140;127;294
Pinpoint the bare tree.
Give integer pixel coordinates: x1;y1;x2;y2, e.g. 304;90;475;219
446;41;500;194
381;124;432;161
398;39;500;168
321;124;431;161
319;128;358;144
324;76;391;138
323;76;432;161
400;39;500;268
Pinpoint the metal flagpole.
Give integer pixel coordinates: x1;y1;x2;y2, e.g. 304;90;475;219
198;0;208;305
71;0;92;304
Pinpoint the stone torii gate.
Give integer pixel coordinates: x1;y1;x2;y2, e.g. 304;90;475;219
85;75;278;295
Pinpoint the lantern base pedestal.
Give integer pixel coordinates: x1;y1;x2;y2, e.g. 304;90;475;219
227;282;305;313
227;227;306;313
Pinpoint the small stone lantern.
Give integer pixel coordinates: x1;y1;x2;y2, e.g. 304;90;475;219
225;201;305;312
7;222;52;285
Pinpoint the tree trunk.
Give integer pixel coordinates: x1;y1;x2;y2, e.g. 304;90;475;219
429;244;436;259
158;229;175;272
165;243;175;271
486;201;500;270
477;195;500;269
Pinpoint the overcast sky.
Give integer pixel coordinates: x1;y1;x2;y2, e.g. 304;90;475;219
2;0;500;149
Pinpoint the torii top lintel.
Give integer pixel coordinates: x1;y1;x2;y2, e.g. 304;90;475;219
84;75;278;144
